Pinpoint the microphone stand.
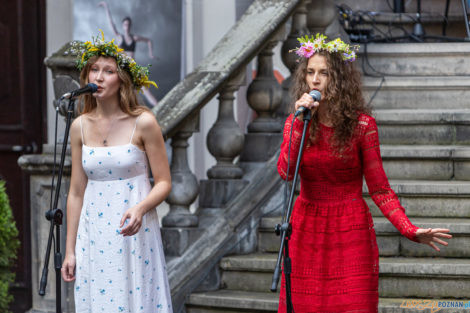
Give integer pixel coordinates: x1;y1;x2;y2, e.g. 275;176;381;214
271;109;312;313
39;97;76;313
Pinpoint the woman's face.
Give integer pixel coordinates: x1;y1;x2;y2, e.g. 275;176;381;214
305;54;329;98
122;19;130;32
88;57;121;101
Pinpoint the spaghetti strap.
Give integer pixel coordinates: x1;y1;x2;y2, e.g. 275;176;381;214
79;116;85;145
129;115;140;144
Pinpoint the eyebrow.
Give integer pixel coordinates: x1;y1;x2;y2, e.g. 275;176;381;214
307;67;328;71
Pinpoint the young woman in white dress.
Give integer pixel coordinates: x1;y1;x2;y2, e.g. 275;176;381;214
61;34;173;312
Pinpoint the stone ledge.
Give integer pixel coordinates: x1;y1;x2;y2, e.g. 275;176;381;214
380;145;470;159
375;109;470;125
187;291;469;313
363;76;470;89
358;42;470;55
219;253;470;277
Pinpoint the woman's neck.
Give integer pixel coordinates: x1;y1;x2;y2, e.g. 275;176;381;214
94;98;123;118
316;101;332;126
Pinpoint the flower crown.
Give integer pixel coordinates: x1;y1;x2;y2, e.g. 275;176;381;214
68;30;157;90
291;34;359;62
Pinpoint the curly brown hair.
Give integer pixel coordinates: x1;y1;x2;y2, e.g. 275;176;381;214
79;56;150;117
291;50;371;152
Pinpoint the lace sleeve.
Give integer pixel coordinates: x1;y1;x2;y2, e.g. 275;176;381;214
277;114;307;181
360;116;419;242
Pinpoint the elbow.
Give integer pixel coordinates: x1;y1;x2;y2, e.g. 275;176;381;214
161;179;172;199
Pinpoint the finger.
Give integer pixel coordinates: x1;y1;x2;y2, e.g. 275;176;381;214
312;101;320;108
121;218;135;235
433;238;448;246
431;228;451;233
68;264;75;277
429;242;440;252
120;213;129;228
435;233;452;239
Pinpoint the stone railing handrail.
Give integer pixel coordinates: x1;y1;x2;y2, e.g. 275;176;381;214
153;0;302;138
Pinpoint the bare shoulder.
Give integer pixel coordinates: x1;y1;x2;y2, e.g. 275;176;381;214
138;111;160;132
70;116;83;138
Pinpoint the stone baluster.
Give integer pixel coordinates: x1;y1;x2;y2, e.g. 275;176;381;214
278;0;310;116
161;114;201;257
306;0;337;35
240;28;285;162
199;69;248;215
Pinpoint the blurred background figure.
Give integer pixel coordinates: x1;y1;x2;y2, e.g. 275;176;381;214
98;1;158;108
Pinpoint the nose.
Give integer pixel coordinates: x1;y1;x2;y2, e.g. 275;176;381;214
312;72;320;84
95;70;104;81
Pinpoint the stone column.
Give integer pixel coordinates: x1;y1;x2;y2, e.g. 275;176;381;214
240;28;284;162
161;114;201;257
199;70;248;215
306;0;337;35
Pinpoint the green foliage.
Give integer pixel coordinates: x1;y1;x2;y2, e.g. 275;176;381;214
0;180;20;313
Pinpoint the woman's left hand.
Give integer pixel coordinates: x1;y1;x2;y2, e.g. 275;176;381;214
415;228;452;251
119;206;144;236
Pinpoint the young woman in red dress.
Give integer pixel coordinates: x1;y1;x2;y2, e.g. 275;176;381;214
277;35;452;313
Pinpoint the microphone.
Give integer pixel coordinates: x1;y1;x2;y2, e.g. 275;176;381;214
60;83;98;100
294;90;321;117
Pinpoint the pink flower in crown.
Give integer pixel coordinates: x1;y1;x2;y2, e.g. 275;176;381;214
296;41;315;58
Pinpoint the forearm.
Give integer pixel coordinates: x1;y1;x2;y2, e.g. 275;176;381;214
278;115;305;180
136;180;171;215
65;194;83;256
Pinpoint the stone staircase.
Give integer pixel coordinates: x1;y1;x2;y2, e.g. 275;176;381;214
185;43;470;312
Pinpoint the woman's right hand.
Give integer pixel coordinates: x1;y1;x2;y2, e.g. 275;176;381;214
61;254;76;282
295;93;320;120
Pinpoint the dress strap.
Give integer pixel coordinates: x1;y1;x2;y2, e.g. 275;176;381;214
79;116;85;145
129;115;140;144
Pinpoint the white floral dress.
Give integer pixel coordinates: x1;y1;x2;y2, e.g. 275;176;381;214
74;116;172;313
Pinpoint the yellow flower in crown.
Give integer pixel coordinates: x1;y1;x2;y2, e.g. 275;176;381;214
68;30;158;90
290;33;359;62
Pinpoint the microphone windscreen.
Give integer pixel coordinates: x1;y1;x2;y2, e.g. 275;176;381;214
309;90;321;102
87;83;98;93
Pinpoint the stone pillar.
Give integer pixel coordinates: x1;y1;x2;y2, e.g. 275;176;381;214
199;70;248;215
278;0;310;117
161;114;201;257
19;147;74;313
240;28;284;162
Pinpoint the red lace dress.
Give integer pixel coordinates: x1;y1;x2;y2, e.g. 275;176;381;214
277;114;419;313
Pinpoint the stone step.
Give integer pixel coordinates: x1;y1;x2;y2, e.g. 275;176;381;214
380;145;470;180
357;43;470;76
187;290;470;313
364;180;470;218
259;217;470;257
218;254;470;298
362;76;470;109
375;109;470;145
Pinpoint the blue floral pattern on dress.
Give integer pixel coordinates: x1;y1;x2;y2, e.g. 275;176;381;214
74;116;172;312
